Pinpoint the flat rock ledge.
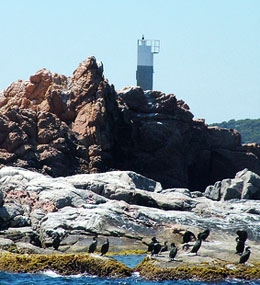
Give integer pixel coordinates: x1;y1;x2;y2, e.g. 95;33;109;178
136;257;260;282
135;234;260;281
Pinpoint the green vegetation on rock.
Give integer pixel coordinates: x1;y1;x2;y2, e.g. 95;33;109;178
211;118;260;144
0;252;132;277
134;256;260;281
1;251;260;281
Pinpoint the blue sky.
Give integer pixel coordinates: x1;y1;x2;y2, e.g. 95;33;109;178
1;0;259;124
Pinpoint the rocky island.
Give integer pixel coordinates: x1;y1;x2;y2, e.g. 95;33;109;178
0;57;260;281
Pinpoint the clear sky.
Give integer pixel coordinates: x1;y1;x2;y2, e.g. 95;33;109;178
1;0;259;124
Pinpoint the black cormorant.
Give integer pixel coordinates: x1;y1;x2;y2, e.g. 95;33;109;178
235;237;245;255
197;229;210;241
29;232;42;248
88;236;98;253
190;238;202;255
236;230;248;242
182;230;196;244
147;237;158;252
152;242;162;256
169;242;178;261
101;238;109;256
52;232;61;250
239;246;251;264
161;241;168;252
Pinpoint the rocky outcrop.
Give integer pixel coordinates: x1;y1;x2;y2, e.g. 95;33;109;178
0;57;260;190
0;57;118;177
0;166;260;254
115;88;260;189
205;168;260;201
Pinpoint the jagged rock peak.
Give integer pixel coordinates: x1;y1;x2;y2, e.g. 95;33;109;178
0;57;259;191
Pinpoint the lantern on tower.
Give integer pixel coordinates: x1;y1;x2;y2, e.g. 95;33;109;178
136;35;160;90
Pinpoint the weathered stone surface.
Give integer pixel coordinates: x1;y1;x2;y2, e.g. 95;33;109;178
114;88;260;190
0;166;260;254
236;168;260;199
0;237;15;248
0;57;260;191
205;168;260;201
0;56;118;178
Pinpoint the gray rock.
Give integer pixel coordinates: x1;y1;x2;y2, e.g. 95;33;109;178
205;182;221;201
237;169;260;199
206;169;260;201
64;171;162;193
30;209;46;227
220;178;243;201
15;241;55;254
65;237;90;253
0;203;25;228
0;166;260;252
242;183;260;199
0;237;15;248
10;215;30;227
158;188;191;196
236;168;260;187
191;191;203;198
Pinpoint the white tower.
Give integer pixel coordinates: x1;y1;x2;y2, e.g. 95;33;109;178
136;35;160;90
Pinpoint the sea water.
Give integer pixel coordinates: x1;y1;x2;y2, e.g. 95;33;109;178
1;271;259;285
0;254;259;285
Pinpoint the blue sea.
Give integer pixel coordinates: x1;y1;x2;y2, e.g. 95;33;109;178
0;254;259;285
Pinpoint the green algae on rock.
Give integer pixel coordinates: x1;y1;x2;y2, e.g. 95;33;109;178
134;256;260;282
0;252;133;277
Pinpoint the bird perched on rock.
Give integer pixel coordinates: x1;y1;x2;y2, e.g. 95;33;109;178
147;237;158;252
29;232;42;248
239;246;251;264
152;241;162;256
235;237;245;255
236;230;248;242
182;230;196;244
88;236;98;253
160;241;168;252
190;238;202;255
101;238;109;256
169;242;178;261
197;229;210;241
52;232;61;250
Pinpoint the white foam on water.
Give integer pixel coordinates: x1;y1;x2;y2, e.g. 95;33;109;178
41;270;95;279
131;271;140;277
41;270;62;278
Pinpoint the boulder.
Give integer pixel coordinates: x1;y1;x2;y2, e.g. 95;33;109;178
205;168;260;201
64;171;162;193
0;237;15;250
236;168;260;199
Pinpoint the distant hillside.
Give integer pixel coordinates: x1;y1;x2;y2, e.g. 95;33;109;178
211;118;260;144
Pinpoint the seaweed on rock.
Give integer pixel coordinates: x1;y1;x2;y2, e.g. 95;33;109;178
134;256;260;281
0;252;133;277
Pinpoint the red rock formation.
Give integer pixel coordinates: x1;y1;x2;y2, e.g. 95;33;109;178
0;56;259;190
0;56;118;177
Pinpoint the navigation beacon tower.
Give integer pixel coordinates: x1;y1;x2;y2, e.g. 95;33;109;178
136;35;160;90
